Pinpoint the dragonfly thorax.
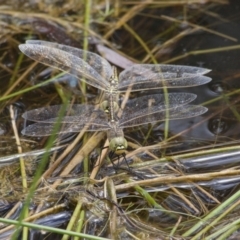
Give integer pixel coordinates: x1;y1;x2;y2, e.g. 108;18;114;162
100;82;119;115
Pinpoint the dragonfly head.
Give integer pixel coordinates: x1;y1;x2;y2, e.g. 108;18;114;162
101;100;119;114
109;137;128;155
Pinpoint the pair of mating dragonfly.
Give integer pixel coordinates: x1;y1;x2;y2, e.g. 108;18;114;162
19;40;211;154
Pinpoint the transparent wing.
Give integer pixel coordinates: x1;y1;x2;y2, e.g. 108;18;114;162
19;40;112;90
22;121;111;136
22;104;103;122
124;92;197;110
119;105;208;128
118;64;211;92
22;104;110;136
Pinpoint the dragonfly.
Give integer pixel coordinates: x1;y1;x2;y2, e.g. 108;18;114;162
21;92;207;154
19;40;212;120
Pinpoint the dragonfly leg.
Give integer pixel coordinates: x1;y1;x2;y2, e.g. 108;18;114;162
108;151;133;173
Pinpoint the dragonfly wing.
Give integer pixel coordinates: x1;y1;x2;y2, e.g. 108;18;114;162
22;121;110;136
19;40;112;90
22;104;110;136
22;104;104;122
25;41;113;77
124;93;197;110
118;64;211;92
119;105;208;128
